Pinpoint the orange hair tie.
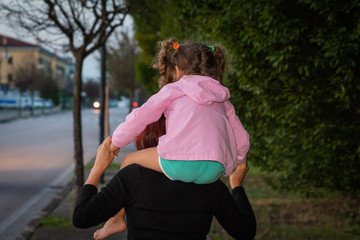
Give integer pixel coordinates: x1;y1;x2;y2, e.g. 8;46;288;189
173;42;180;50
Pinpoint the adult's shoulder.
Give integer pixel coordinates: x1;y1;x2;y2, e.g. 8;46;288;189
212;178;232;194
107;164;141;189
116;164;231;195
116;164;141;180
104;164;143;199
117;164;163;181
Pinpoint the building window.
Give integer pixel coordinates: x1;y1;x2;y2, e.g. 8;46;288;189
38;58;44;70
8;73;12;82
57;66;65;78
8;57;12;65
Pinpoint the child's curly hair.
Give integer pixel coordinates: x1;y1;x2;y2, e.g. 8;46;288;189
153;38;226;88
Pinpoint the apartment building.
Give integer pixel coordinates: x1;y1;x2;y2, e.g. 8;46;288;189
0;33;73;93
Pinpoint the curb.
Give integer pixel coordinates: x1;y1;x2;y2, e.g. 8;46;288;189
0;109;64;123
0;116;17;123
16;177;74;240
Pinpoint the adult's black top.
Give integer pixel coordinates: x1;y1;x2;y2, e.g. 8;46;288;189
73;164;256;240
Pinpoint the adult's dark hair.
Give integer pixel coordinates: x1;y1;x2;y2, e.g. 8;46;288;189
135;114;166;150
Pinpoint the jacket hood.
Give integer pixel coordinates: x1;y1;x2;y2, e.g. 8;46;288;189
176;75;230;105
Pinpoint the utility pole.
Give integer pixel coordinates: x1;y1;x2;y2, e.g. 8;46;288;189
99;37;106;183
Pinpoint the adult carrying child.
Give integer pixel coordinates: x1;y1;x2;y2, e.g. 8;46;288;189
95;38;250;239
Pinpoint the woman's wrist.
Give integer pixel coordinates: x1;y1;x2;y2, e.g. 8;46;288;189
229;161;248;189
84;166;103;186
230;179;242;189
85;136;115;186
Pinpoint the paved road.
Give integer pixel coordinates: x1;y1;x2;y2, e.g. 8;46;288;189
0;107;129;240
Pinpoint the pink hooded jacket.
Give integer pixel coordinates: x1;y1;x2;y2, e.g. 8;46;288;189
112;75;250;176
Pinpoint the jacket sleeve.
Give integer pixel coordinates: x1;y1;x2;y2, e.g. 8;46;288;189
224;100;250;164
214;185;257;240
72;168;137;228
112;84;179;148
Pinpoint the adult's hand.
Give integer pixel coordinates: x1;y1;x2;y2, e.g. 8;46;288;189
85;137;118;186
229;159;249;189
93;137;118;173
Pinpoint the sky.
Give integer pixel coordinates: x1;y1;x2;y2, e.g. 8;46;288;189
0;14;134;81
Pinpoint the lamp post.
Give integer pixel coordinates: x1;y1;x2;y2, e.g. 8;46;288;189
99;36;107;183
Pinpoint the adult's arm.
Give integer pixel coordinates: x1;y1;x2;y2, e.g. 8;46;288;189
72;137;133;228
72;168;137;228
84;137;118;187
214;161;256;239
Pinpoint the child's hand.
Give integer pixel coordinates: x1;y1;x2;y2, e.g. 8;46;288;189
110;142;120;157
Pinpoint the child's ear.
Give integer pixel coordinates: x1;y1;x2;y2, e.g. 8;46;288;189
175;66;183;80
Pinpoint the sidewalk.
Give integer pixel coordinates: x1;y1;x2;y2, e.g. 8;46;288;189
0;108;62;122
27;170;127;240
18;144;136;240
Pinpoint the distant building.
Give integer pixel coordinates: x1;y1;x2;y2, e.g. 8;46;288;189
0;33;74;94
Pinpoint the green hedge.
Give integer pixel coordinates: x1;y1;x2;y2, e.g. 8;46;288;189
131;0;360;197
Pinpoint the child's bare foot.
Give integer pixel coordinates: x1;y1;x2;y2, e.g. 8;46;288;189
93;215;127;240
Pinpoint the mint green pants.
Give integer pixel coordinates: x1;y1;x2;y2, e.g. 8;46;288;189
159;157;225;184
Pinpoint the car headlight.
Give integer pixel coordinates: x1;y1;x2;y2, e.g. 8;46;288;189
93;101;100;108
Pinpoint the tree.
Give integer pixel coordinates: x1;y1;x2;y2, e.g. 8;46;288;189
107;31;139;112
83;79;100;102
130;0;164;94
37;74;59;106
131;0;360;196
14;63;44;116
212;0;360;197
0;0;134;193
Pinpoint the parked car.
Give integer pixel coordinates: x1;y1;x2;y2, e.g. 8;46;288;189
0;96;32;109
92;98;120;109
109;98;118;108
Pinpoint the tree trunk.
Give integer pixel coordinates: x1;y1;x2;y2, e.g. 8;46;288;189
105;84;109;137
128;89;134;114
18;93;22;117
30;90;34;116
42;100;45;114
73;54;84;194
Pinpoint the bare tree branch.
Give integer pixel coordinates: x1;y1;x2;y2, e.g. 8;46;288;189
67;0;86;35
43;0;75;50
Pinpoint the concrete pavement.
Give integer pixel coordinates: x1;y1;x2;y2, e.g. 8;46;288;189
27;169;128;240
